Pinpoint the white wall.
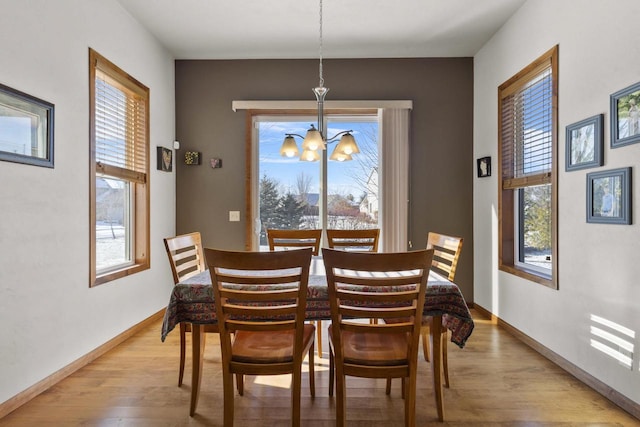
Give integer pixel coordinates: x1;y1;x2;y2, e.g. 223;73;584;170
0;0;176;404
474;0;640;405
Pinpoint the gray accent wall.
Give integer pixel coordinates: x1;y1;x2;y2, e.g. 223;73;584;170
175;58;474;301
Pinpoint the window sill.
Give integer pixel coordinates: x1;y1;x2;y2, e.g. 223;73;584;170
92;262;149;287
499;264;556;290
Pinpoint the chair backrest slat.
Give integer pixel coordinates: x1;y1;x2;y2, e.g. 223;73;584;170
219;288;300;302
267;229;322;256
326;229;380;252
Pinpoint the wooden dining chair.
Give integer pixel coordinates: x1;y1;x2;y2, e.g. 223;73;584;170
267;228;324;358
323;248;433;427
384;232;463;392
422;232;463;387
326;228;380;252
204;247;316;427
164;232;218;386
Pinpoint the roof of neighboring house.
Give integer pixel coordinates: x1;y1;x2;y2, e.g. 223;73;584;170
300;193;319;207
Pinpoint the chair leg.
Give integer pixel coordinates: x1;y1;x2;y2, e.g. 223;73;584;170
292;364;302;427
316;320;322;358
425;322;450;387
335;364;347;427
178;323;187;386
385;378;391;395
328;348;334;397
421;326;431;362
443;330;450;388
236;374;244;396
309;342;316;397
405;371;417;427
222;369;235;427
401;377;405;400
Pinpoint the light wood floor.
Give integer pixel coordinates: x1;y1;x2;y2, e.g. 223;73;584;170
1;310;637;426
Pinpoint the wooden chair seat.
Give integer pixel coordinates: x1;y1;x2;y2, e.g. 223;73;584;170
232;325;315;364
329;326;409;366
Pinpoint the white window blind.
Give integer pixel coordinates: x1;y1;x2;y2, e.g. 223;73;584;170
95;69;147;183
501;65;552;190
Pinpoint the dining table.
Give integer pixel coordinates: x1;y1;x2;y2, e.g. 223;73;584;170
161;258;474;421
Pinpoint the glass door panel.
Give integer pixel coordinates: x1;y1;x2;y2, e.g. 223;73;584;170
255;115;379;251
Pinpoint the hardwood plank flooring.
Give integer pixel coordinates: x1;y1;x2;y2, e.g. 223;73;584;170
1;310;638;426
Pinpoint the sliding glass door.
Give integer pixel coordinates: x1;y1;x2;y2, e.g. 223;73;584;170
253;114;379;250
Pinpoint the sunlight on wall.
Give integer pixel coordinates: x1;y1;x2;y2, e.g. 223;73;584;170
590;314;635;370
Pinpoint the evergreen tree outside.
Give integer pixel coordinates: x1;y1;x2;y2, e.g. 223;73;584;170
259;174;281;245
259;175;307;245
523;184;551;253
278;192;305;229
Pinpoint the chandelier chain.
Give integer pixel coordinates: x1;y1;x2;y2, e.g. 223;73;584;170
318;0;324;88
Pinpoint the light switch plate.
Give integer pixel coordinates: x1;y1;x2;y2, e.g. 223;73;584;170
229;211;240;222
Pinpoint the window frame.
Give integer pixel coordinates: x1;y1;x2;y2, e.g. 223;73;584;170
243;108;379;250
498;45;558;289
89;48;150;287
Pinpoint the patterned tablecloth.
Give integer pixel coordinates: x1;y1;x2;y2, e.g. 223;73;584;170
161;270;474;347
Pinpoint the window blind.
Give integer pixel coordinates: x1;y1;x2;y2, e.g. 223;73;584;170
95;69;147;183
500;66;552;189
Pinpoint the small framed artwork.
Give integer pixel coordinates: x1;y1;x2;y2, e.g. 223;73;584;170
184;151;201;165
157;146;172;172
586;167;631;224
565;114;604;171
477;156;491;178
210;158;222;168
610;81;640;148
0;83;54;168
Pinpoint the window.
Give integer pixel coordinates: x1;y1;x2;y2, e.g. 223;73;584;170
89;48;149;286
498;45;558;288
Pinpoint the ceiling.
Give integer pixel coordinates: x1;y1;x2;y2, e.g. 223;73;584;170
116;0;526;60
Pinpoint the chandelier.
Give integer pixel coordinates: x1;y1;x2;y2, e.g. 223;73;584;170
279;0;360;162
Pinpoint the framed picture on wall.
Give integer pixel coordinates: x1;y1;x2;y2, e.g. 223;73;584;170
157;146;172;172
610;81;640;148
477;156;491;177
565;114;603;171
586;167;631;224
185;151;201;165
0;83;54;168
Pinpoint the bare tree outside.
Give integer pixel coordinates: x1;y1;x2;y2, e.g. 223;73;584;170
345;124;378;198
295;171;313;203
